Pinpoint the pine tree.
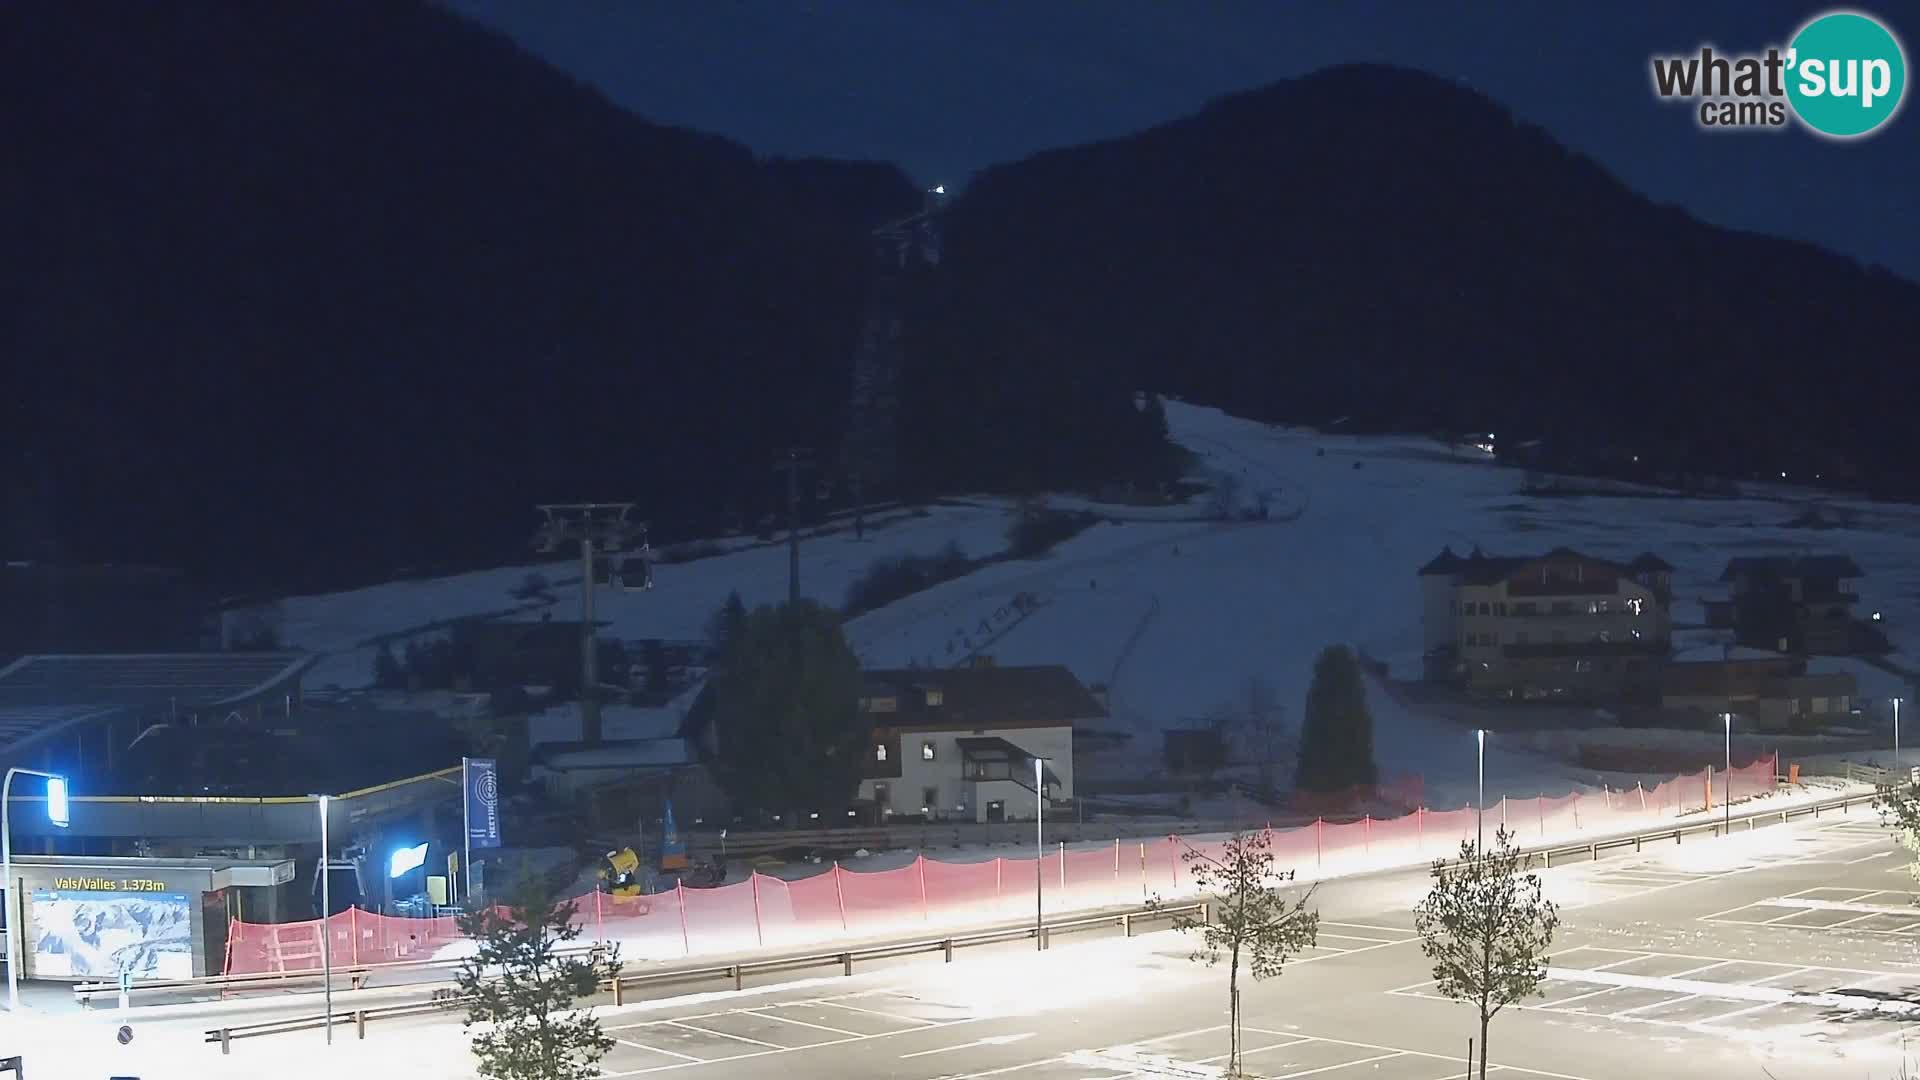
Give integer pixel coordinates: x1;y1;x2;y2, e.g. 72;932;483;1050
372;643;404;689
1413;828;1559;1080
711;599;866;820
705;590;748;664
456;873;623;1080
1294;644;1377;792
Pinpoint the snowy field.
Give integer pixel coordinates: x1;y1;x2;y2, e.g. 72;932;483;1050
276;400;1920;807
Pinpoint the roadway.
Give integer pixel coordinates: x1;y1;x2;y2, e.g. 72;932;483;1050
59;802;1920;1080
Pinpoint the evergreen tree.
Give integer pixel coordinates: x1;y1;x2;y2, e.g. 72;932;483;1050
711;600;866;820
705;590;748;664
1294;644;1377;792
456;873;623;1080
372;643;404;689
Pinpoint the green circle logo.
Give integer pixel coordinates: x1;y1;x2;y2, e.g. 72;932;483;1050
1787;11;1907;137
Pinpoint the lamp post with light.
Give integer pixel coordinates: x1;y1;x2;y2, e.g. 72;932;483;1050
1475;729;1486;852
3;768;70;1012
1722;713;1732;835
314;793;334;1044
1035;756;1047;951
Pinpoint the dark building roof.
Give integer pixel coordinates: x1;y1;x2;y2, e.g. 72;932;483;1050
1719;555;1863;582
860;664;1105;730
1419;546;1672;585
0;652;314;761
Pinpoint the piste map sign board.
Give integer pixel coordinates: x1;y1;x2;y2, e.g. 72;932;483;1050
465;757;500;849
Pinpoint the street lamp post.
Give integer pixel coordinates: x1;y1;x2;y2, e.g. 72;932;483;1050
3;768;70;1012
1722;713;1732;836
1035;756;1045;951
317;794;333;1044
1894;697;1903;774
1475;729;1486;852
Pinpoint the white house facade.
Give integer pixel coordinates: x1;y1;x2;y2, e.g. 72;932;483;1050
855;664;1099;823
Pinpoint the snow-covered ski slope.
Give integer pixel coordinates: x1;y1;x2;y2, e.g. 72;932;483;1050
280;401;1920;804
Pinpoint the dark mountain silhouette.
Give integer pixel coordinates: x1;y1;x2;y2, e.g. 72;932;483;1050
8;15;1912;597
1;2;932;590
932;63;1920;489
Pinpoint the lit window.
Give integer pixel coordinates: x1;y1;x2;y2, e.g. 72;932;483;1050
1626;598;1645;615
922;742;936;761
876;745;887;762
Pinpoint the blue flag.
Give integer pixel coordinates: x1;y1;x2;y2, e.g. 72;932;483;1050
465;758;501;850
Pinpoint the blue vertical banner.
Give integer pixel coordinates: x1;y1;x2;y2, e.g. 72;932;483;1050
660;800;688;871
465;758;501;850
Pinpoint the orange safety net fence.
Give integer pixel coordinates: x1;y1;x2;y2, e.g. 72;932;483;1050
223;753;1779;974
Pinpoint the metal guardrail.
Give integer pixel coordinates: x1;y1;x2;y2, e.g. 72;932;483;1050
78;945;603;1007
1525;787;1880;869
204;902;1207;1052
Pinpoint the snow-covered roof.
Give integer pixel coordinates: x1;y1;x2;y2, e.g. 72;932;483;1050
528;702;685;747
533;739;693;771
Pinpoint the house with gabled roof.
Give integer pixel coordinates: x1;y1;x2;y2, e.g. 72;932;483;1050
855;661;1100;823
1418;547;1673;701
1709;554;1866;655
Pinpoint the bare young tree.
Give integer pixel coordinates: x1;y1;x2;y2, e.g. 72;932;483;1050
1150;830;1319;1077
1412;827;1560;1080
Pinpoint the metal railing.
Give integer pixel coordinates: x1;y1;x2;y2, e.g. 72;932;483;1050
205;902;1206;1052
77;945;603;1008
1525;787;1880;869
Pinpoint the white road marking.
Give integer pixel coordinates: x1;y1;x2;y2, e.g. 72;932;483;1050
1320;920;1414;935
899;1032;1036;1058
1847;850;1896;864
1196;1035;1314;1061
611;1036;704;1063
1237;1029;1599;1080
814;999;940;1026
748;1009;863;1038
1542;965;1920;1019
1749;895;1920;917
1268;1051;1404;1077
665;1020;786;1048
1314;930;1403;945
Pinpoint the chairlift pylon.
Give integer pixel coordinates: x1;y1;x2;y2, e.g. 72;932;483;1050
615;546;655;592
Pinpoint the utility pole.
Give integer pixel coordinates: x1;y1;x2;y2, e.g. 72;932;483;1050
773;449;815;605
532;504;649;744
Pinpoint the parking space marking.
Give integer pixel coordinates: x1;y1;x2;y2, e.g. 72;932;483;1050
814;998;941;1026
1316;930;1402;945
1268;1051;1405;1077
610;1036;705;1063
1703;884;1920;936
747;1009;864;1038
663;1019;786;1048
1396;943;1920;1047
1238;1028;1599;1080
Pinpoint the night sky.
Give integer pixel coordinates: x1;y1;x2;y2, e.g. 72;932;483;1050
446;0;1916;280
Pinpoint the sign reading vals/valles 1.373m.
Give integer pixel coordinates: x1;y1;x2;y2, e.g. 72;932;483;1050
52;876;171;892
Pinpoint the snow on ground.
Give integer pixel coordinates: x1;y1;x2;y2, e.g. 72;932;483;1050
276;399;1920;803
285;501;1021;690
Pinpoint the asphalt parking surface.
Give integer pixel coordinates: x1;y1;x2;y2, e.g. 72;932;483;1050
103;801;1920;1079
